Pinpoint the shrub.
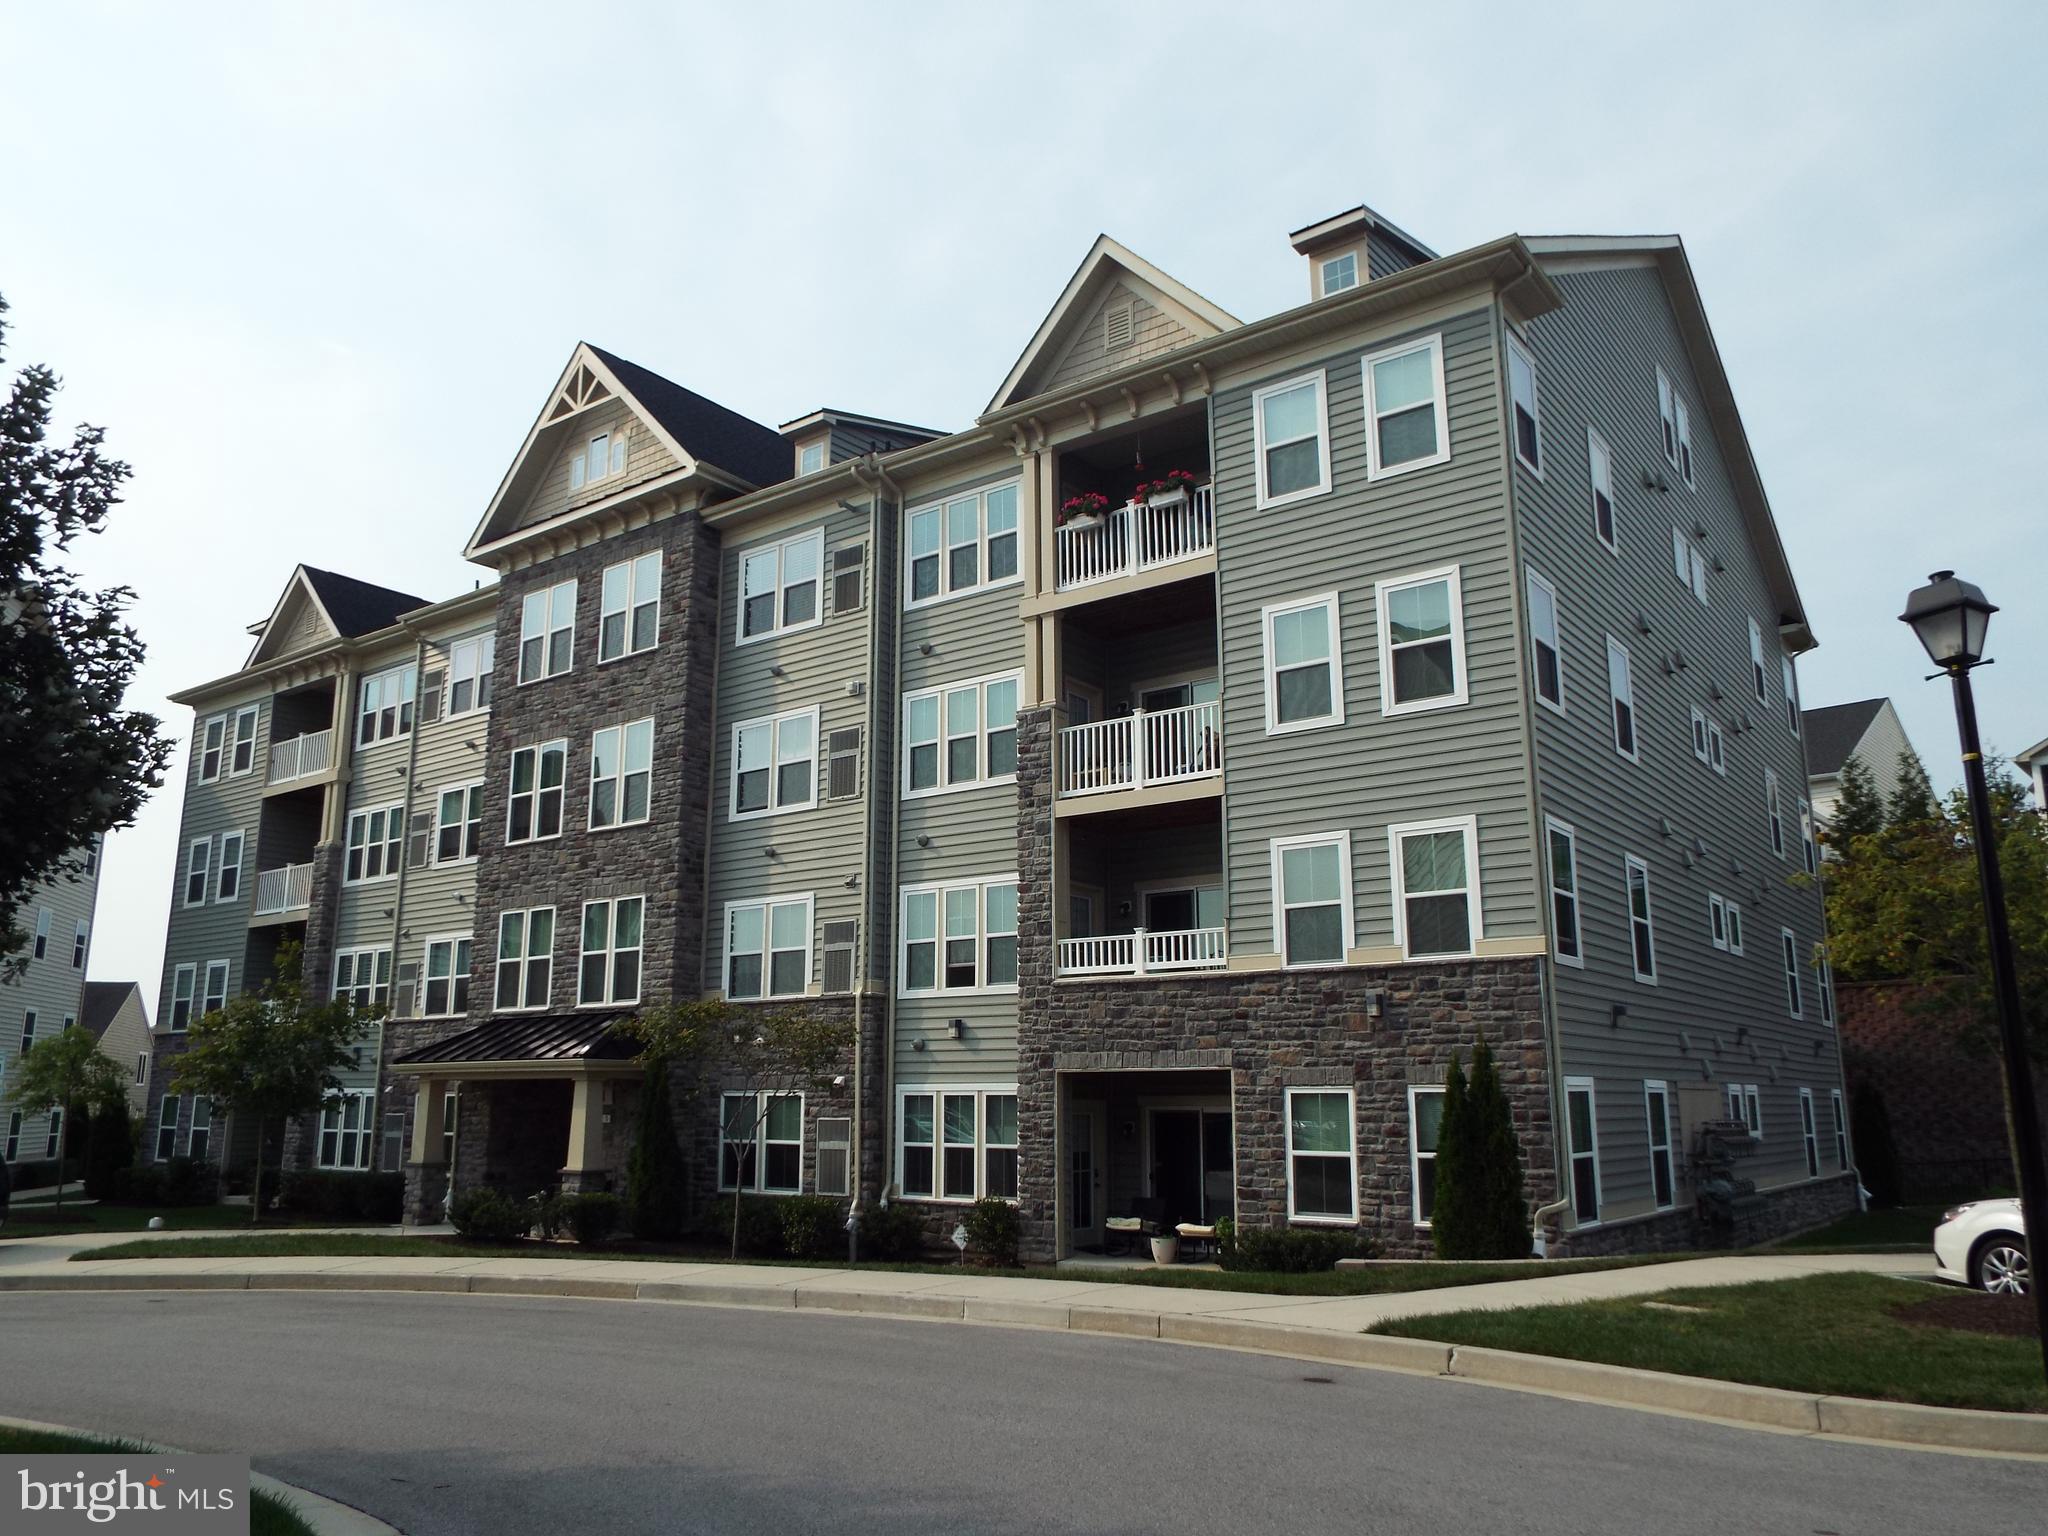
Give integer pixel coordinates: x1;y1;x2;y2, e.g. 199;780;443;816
700;1194;786;1258
774;1194;846;1260
528;1190;567;1241
561;1192;623;1246
8;1160;61;1193
278;1170;402;1223
108;1158;219;1208
449;1187;531;1243
857;1200;928;1261
626;1068;688;1241
83;1102;134;1201
1216;1220;1371;1273
1431;1037;1533;1260
962;1197;1019;1267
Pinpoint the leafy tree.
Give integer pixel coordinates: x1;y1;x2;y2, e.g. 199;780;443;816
4;1025;129;1209
1828;754;1887;845
168;941;374;1223
0;295;171;973
1430;1037;1533;1259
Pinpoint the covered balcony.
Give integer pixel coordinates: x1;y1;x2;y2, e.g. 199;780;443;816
1057;801;1226;979
267;726;333;785
263;676;340;794
252;861;313;918
1050;405;1212;597
1055;485;1214;591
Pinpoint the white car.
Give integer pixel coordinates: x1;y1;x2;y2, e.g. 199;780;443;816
1932;1198;2029;1294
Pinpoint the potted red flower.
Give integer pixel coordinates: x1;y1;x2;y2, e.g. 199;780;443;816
1060;492;1111;529
1138;468;1201;508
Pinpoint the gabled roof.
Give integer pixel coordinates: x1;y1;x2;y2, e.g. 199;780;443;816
79;980;141;1041
987;234;1240;414
2016;735;2048;770
1288;203;1438;265
244;564;428;668
586;346;789;489
1802;699;1889;777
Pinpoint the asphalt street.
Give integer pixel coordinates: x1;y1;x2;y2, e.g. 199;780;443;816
1;1291;2041;1534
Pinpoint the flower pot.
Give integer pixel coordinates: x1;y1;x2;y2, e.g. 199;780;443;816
1150;1234;1180;1265
1064;512;1104;531
1145;488;1188;510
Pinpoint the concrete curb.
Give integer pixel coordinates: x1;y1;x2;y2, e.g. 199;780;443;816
0;1414;400;1536
10;1270;2044;1458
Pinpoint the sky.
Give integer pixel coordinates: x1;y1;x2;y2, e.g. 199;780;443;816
4;2;2045;999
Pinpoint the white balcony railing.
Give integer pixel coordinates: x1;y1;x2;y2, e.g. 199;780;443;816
1055;486;1214;592
1057;700;1222;798
1057;926;1229;977
253;862;314;916
267;728;333;785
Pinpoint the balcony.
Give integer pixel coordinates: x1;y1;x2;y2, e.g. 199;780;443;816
252;862;314;917
1057;700;1221;801
1055;486;1214;592
1057;926;1228;978
267;728;333;786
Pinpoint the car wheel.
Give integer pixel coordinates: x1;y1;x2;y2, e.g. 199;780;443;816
1972;1236;2029;1295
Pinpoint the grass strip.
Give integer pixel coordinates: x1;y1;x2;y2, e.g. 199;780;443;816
0;1426;317;1535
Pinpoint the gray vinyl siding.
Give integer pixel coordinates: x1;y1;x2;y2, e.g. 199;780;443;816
1513;264;1842;1219
829;423;933;462
515;398;681;532
1213;301;1539;958
1367;236;1424;284
2;858;101;1156
1040;281;1199;396
705;501;875;997
1064;616;1217;711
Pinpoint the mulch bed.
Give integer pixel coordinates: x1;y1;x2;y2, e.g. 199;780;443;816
1889;1289;2040;1339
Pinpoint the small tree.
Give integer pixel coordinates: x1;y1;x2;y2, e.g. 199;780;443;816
1430;1037;1532;1260
169;941;372;1223
4;1026;127;1210
713;1009;853;1259
1885;754;1940;830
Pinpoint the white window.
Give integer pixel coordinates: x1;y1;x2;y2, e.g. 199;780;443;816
201;960;229;1015
494;907;555;1011
1726;900;1745;955
1408;1084;1445;1226
1286;1087;1357;1223
357;664;417;745
899;1091;936;1198
229;706;259;776
1782;654;1801;734
3;1110;20;1162
1709;893;1728;951
345;804;404;882
169;965;195;1032
599;551;661;662
739;528;824;643
1625;854;1657;983
1251;372;1331;508
188;1097;213;1162
1261;593;1343;733
318;1091;375;1171
1690;706;1712;766
422;937;471;1018
895;1087;1019;1203
332;948;391;1009
1799;799;1818;875
133;1051;148;1086
724;895;814;1001
506;741;567;843
1360;334;1449;479
1799;1088;1820;1177
797;439;827;476
19;1009;36;1055
1565;1077;1600;1224
446;633;495;716
1271;832;1353;968
815;1115;852;1196
1737;620;1765;713
182;838;211;907
1606;637;1637;760
898;878;1018;995
1644;1081;1675;1210
1376;566;1467;714
1657;368;1680;469
1675;395;1695;487
198;715;226;783
518;578;577;683
1765;768;1786;858
721;1091;805;1194
1830;1088;1850;1167
1587;427;1617;552
903;482;1019;606
1708;719;1726;775
566;427;625;492
578;896;644;1006
1671;526;1709;605
901;673;1020;796
31;907;50;959
1505;333;1542;474
1319;250;1359;296
590;719;655;830
1818;949;1836;1026
154;1094;178;1161
1546;818;1582;967
1781;927;1803;1018
1390;817;1480;959
434;783;484;863
1745;1084;1763;1139
730;708;817;819
1526;567;1563;712
42;1107;62;1160
207;829;242;905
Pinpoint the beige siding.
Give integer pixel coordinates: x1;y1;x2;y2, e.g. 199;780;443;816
1041;280;1199;395
515;398;682;532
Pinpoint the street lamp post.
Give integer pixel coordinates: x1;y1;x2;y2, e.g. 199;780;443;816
1900;571;2048;1377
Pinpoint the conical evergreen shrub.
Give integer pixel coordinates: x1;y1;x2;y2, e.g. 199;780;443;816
1428;1052;1471;1256
1432;1036;1532;1259
626;1065;688;1240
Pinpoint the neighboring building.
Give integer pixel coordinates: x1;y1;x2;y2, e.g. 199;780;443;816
1802;697;1921;827
2017;733;2047;808
1;838;102;1168
146;207;1854;1256
79;981;153;1117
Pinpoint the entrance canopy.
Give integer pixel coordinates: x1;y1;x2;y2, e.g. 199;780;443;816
390;1012;642;1079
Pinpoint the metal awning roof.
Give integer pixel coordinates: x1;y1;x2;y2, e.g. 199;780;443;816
392;1012;640;1069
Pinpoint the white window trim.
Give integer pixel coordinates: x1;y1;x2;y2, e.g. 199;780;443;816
1565;1076;1601;1226
719;1089;808;1195
493;906;555;1013
1269;831;1355;970
899;671;1022;800
896;877;1019;998
1781;926;1804;1019
419;934;472;1020
197;714;227;784
357;662;418;745
1545;816;1583;969
1624;852;1658;985
331;946;393;1010
577;896;645;1008
1675;395;1695;488
169;964;196;1033
598;551;662;664
1799;1087;1820;1178
1726;899;1746;956
1709;892;1728;952
444;631;495;718
587;719;656;833
1251;370;1333;510
317;1089;376;1172
1375;564;1469;716
344;803;405;885
1745;1084;1763;1140
1317;248;1361;298
1359;333;1451;481
736;526;827;645
728;706;821;822
201;960;231;1016
1505;331;1544;477
1525;565;1565;716
1708;719;1727;776
721;893;816;1002
1587;425;1619;556
1765;768;1787;860
1388;815;1481;961
1407;1082;1445;1228
1657;367;1680;471
434;781;486;865
892;1084;1021;1205
1690;705;1712;767
1831;1088;1851;1168
1284;1085;1358;1225
1749;617;1770;706
1818;949;1836;1027
1644;1080;1676;1211
1260;592;1345;735
228;705;260;778
214;830;245;905
505;740;568;846
517;578;577;686
1782;654;1801;736
182;836;211;908
900;480;1024;611
1606;635;1638;763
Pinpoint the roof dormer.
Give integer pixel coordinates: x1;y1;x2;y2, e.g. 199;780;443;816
1288;204;1438;301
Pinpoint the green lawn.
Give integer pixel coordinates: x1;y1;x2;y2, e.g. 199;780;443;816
0;1427;315;1535
1768;1204;1944;1253
68;1230;1677;1296
1;1204;347;1240
1371;1272;2047;1414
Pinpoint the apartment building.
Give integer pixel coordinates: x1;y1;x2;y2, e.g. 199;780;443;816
2;839;101;1168
146;207;1855;1258
1802;697;1923;828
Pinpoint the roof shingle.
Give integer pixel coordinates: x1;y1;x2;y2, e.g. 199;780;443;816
587;345;790;490
301;566;430;638
1801;699;1888;777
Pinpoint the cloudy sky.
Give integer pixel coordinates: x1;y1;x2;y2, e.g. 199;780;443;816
6;2;2044;996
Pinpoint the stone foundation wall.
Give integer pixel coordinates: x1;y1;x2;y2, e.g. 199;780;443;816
1555;1170;1860;1256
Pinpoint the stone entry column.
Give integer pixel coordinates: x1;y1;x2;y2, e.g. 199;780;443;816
402;1076;448;1225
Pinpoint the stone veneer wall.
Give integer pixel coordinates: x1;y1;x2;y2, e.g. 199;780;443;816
1554;1169;1860;1256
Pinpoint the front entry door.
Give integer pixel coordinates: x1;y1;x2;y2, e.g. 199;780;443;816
1066;1099;1106;1252
1150;1110;1205;1229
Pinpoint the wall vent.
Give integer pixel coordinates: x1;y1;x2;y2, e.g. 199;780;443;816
1103;301;1135;352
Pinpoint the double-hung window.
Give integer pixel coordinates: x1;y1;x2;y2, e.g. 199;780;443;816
1709;893;1729;951
1765;768;1786;858
1675;395;1695;486
1624;854;1657;983
1781;927;1803;1018
1691;706;1712;766
1286;1088;1356;1223
739;528;823;642
797;439;827;476
899;878;1018;995
422;937;471;1018
155;1095;179;1161
198;716;227;783
1657;369;1680;469
1830;1089;1850;1167
1262;593;1343;732
358;664;417;745
1781;654;1801;735
183;838;211;907
599;551;661;661
1799;1088;1820;1177
446;633;494;716
1271;832;1352;968
169;966;195;1032
214;833;243;904
201;961;230;1016
721;1092;804;1194
1252;372;1330;507
896;1087;1020;1202
1747;618;1769;705
318;1091;374;1171
902;674;1019;795
904;482;1019;605
1546;818;1582;965
1526;567;1563;712
332;948;391;1009
1708;718;1726;774
1565;1078;1600;1223
578;896;644;1006
43;1108;63;1160
1818;950;1836;1026
1606;637;1637;759
229;706;258;776
518;578;577;683
1799;800;1818;875
494;907;555;1011
19;1010;36;1056
1376;566;1467;713
1644;1082;1675;1209
188;1097;212;1162
1587;427;1617;551
4;1111;20;1163
345;805;404;882
32;909;49;959
1725;899;1745;955
1505;333;1542;474
1671;526;1709;604
590;719;654;829
1408;1085;1445;1226
730;708;816;819
436;783;484;863
724;895;813;1000
1390;817;1479;959
506;741;567;843
1360;334;1449;478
